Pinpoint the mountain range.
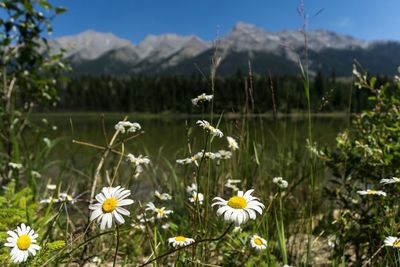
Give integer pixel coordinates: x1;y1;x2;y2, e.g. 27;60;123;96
48;22;400;76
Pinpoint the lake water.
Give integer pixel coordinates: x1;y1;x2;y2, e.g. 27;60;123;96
30;113;350;195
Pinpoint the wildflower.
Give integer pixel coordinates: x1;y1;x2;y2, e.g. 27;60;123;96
89;186;134;229
47;184;56;190
131;222;146;231
168;236;195;247
31;171;41;178
40;197;58;204
215;150;232;160
357;189;386;196
191;93;213;106
250;234;267;250
155;190;172;201
127;154;150;166
59;193;77;204
189;192;204;205
384;236;400;248
127;154;150;178
115;121;141;133
137;214;155;224
186;183;198;194
380;177;400;185
8;162;23;170
196;120;223;138
226;136;239;150
161;223;170;230
212;189;264;226
5;223;41;263
43;137;52;148
272;177;288;189
145;202;173;219
225;179;241;191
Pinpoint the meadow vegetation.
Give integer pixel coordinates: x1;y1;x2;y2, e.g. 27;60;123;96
1;1;400;266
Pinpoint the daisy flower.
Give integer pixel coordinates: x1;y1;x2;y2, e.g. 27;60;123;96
115;121;141;133
191;93;213;106
250;234;268;250
89;186;134;229
126;154;150;166
357;189;386;196
212;189;265;226
8;162;23;170
384;236;400;248
46;184;56;190
225;179;241;191
5;224;41;263
226;136;239;151
215;150;232;160
380;177;400;185
196;120;223;138
189;191;204;205
186;183;198;194
145;202;173;219
154;190;172;201
168;236;195;247
272;177;289;189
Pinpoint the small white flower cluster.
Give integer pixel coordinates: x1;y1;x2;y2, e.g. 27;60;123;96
145;202;174;220
8;162;23;170
176;150;231;166
186;184;203;205
380;177;400;184
40;192;77;205
357;189;386;196
114;121;141;134
226;136;239;151
196;120;223;138
126;153;150;178
155;190;172;201
272;177;289;189
225;179;241;191
191;93;213;106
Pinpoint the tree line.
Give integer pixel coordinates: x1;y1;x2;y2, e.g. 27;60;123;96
53;71;382;114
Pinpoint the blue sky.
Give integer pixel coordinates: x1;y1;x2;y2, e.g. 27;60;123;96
51;0;400;43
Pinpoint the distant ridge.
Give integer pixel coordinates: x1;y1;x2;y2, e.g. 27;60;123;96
48;22;400;76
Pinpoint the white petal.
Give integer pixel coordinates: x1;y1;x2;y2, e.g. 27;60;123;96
113;211;125;224
90;208;103;221
116;207;130;216
117;199;134;206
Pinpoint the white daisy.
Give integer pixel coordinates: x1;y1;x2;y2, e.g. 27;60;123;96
126;154;150;166
145;202;173;219
189;192;204;205
40;197;59;204
191;93;213;106
380;177;400;185
154;190;172;201
89;186;134;229
46;184;56;190
384;236;400;248
225;179;241;191
115;121;141;133
250;234;268;250
272;177;289;189
226;136;239;151
357;189;386;196
4;223;41;263
168;236;195;247
215;150;232;160
186;183;198;194
8;162;23;170
59;193;77;204
212;189;265;226
196;120;223;138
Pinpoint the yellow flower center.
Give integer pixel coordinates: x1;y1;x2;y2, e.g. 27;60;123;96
175;236;186;242
102;198;117;213
367;189;377;194
394;240;400;247
254;237;263;246
227;196;248;209
155;208;165;215
17;235;31;250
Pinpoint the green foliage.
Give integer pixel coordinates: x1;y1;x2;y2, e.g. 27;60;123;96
314;66;400;265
